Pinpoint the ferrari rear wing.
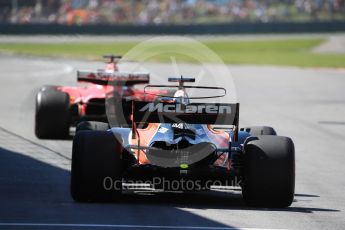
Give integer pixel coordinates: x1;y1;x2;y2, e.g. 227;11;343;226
131;101;239;140
77;71;150;86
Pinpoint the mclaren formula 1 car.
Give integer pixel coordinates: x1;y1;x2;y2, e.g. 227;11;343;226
35;55;167;139
71;77;295;208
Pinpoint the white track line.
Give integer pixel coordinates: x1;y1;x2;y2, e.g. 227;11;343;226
0;223;285;230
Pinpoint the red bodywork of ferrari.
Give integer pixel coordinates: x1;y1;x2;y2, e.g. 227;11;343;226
55;57;162;125
35;55;171;139
58;84;157;119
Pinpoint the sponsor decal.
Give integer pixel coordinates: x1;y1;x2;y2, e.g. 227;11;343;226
158;127;169;134
172;123;184;129
139;103;231;114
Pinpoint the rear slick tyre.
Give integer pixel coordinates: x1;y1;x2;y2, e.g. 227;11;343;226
71;130;124;202
241;126;277;136
242;135;295;208
76;121;110;133
35;87;70;139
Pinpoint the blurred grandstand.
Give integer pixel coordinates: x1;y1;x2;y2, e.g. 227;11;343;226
0;0;344;25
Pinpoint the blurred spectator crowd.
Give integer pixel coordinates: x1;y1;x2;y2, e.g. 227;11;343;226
0;0;344;25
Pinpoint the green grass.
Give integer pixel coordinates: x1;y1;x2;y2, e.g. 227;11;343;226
0;38;345;68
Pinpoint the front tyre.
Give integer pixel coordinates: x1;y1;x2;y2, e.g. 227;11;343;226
71;130;124;202
242;135;295;208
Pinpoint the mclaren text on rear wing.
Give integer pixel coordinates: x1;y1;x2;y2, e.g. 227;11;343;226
133;101;239;126
77;71;150;86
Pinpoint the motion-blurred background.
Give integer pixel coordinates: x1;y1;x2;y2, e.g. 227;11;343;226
1;0;345;25
1;0;345;67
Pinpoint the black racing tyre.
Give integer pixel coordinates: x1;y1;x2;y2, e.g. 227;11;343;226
39;85;58;92
71;130;124;202
76;121;110;133
240;126;277;136
242;135;295;208
35;86;70;139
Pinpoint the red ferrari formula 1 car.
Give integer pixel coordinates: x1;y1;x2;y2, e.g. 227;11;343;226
71;77;295;208
35;55;166;139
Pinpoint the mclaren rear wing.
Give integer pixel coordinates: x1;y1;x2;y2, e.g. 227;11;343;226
131;101;240;140
77;71;150;86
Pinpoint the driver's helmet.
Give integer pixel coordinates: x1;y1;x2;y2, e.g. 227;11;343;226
173;89;190;105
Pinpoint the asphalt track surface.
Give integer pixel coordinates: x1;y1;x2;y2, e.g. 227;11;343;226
0;54;345;229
